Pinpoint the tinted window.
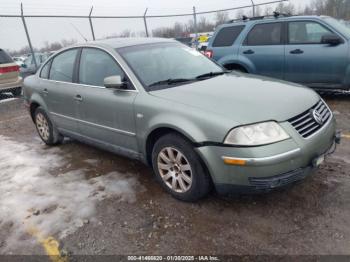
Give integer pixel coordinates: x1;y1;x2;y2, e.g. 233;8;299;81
0;49;13;64
245;23;282;46
213;26;245;47
79;48;125;87
289;21;332;44
49;49;78;82
40;61;51;79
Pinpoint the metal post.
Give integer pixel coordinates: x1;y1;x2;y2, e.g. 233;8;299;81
143;8;149;37
89;6;96;40
250;0;256;16
21;3;37;69
193;6;198;49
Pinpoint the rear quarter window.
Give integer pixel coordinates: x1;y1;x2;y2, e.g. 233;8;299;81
0;49;13;64
212;26;245;47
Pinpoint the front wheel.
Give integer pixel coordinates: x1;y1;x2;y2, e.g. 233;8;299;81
152;133;211;202
34;107;63;145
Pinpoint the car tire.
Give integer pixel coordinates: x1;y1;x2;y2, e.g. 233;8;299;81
11;87;22;97
34;107;63;145
152;133;211;202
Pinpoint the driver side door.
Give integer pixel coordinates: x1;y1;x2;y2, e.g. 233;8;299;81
285;20;348;88
74;47;139;155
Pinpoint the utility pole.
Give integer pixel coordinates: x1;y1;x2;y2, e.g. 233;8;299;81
250;0;255;17
21;3;37;69
144;8;149;37
89;6;96;40
193;6;198;49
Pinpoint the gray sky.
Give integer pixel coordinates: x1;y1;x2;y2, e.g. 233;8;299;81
0;0;312;51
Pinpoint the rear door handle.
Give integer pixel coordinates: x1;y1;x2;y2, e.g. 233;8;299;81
42;88;48;94
290;49;304;54
243;49;255;55
74;95;83;102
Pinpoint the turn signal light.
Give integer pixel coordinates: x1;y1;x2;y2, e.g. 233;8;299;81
223;158;246;166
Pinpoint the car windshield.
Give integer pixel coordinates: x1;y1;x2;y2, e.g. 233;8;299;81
323;17;350;38
118;43;224;91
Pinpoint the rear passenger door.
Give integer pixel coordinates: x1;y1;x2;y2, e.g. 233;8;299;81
39;48;80;133
239;22;285;79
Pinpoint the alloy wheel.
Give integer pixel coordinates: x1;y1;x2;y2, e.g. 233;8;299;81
157;147;192;193
36;113;50;141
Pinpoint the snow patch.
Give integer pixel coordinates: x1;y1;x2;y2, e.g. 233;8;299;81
0;135;139;249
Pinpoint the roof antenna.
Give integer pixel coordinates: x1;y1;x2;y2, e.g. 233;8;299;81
70;23;88;42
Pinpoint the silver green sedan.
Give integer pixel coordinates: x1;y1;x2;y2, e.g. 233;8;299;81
23;38;340;202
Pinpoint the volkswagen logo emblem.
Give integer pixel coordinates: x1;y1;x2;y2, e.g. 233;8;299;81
312;109;324;125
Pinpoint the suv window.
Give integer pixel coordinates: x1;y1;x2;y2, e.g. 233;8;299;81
212;26;245;47
49;49;78;82
0;49;13;64
79;48;125;87
288;21;333;44
245;23;282;46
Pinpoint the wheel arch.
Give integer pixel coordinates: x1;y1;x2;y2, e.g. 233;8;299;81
145;126;197;166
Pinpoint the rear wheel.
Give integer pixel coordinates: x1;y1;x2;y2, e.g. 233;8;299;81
152;133;211;202
34;107;63;145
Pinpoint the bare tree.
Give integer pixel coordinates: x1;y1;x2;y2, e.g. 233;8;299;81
214;11;230;26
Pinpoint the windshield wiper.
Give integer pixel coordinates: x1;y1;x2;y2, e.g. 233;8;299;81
148;78;193;87
195;71;228;80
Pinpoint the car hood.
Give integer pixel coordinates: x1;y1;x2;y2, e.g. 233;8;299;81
150;73;320;125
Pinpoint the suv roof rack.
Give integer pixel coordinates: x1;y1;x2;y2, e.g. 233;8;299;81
229;12;292;23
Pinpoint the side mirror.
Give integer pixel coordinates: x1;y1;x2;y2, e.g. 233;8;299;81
321;34;342;46
104;75;126;89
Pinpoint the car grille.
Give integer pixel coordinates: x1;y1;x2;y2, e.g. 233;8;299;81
249;167;311;189
288;100;332;138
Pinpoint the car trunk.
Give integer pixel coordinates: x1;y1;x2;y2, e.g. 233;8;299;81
0;49;19;85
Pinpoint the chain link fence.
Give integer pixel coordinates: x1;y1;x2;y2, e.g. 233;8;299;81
0;0;288;103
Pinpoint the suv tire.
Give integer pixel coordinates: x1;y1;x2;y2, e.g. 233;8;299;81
152;133;211;202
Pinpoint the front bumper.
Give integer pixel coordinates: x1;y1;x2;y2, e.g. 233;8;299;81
195;116;338;194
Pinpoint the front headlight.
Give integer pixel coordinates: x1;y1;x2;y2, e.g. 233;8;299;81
224;121;290;146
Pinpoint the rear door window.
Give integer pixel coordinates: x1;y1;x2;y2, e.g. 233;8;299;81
244;23;283;46
40;61;51;79
0;49;13;64
49;49;78;82
212;26;245;47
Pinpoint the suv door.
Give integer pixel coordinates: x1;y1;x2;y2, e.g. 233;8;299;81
285;20;348;88
239;22;285;79
75;47;138;154
39;48;80;133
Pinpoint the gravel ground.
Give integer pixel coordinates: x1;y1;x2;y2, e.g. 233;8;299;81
0;96;349;259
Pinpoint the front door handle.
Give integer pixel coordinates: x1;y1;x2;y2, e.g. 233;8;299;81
290;49;304;54
243;49;255;55
74;95;83;102
42;88;48;94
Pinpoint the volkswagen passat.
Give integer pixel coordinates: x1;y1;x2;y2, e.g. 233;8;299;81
23;38;340;202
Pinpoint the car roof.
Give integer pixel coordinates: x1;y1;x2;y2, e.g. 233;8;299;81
82;37;177;49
